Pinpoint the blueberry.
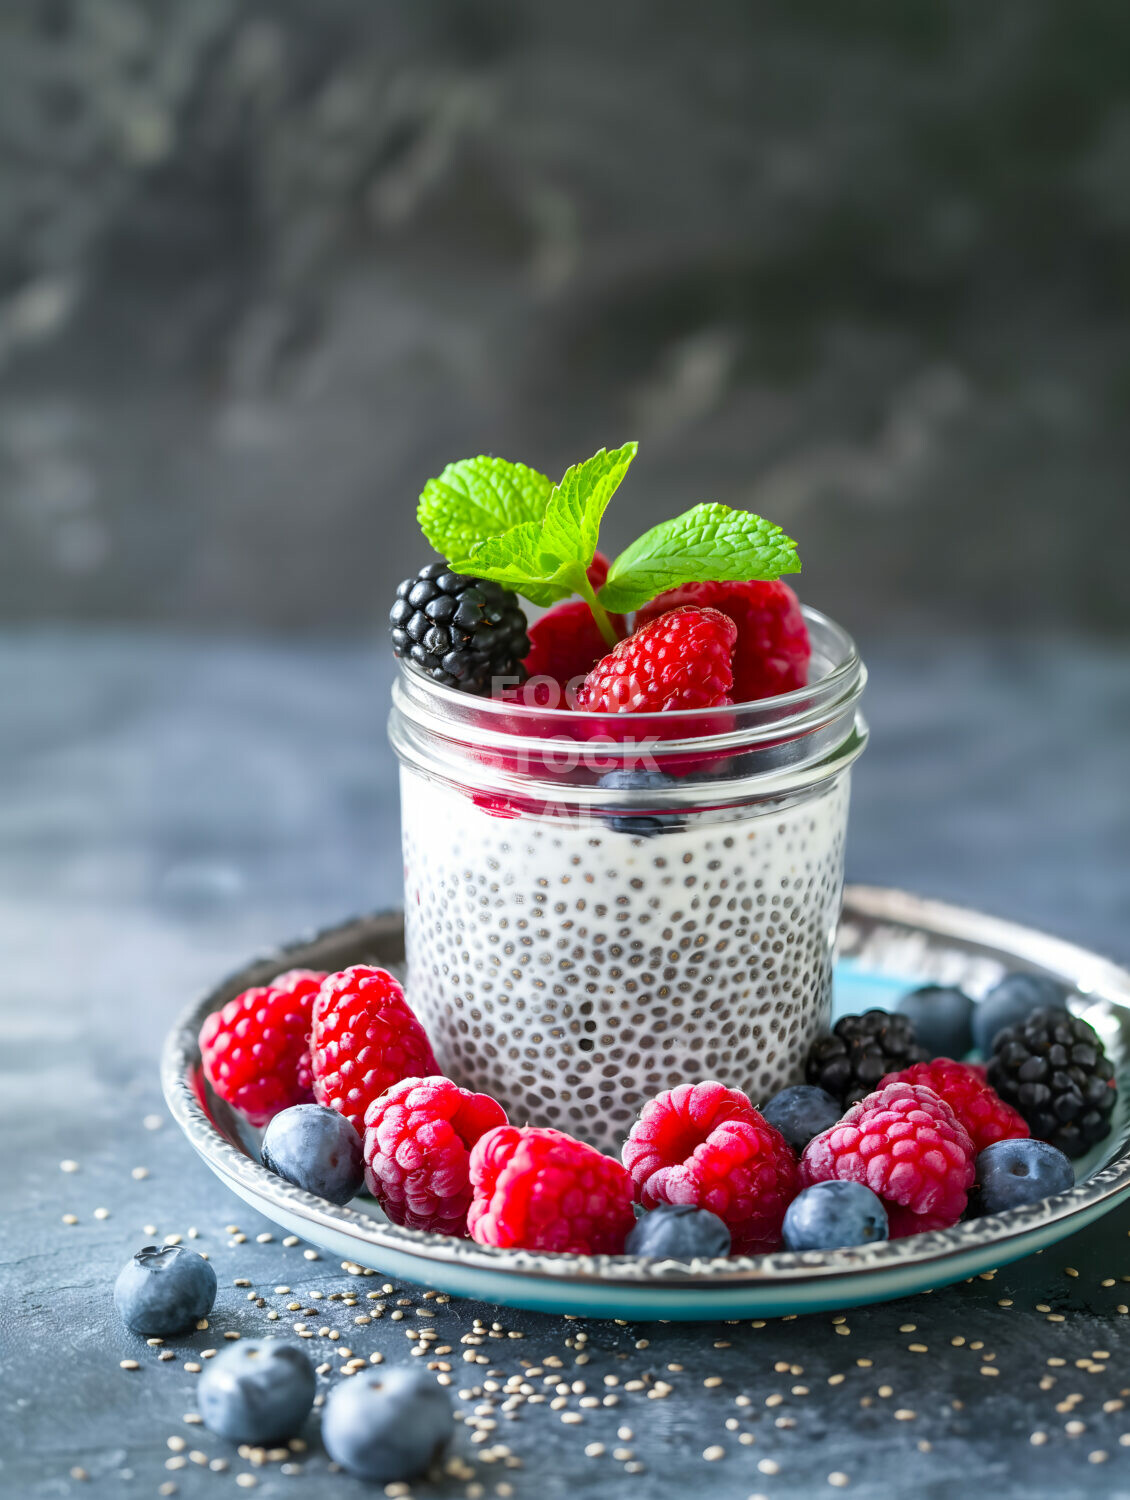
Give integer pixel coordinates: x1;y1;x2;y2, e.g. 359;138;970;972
975;1138;1075;1214
782;1181;889;1251
626;1203;732;1259
597;770;684;837
261;1104;364;1206
113;1245;217;1336
198;1340;315;1443
895;985;976;1059
973;973;1069;1055
760;1085;841;1153
322;1366;455;1482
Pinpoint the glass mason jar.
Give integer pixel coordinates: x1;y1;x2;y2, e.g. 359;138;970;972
388;609;866;1154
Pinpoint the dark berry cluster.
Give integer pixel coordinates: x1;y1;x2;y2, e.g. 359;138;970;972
389;561;529;694
805;1009;929;1107
986;1006;1116;1157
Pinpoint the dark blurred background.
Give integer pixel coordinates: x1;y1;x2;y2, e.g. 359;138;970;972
3;0;1129;638
2;11;1128;1488
2;1;1128;962
4;13;1130;1488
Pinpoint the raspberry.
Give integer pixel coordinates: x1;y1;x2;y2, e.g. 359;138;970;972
636;579;809;702
576;607;736;713
883;1204;960;1238
884;1059;1029;1155
363;1077;508;1237
310;967;438;1136
520;600;621;705
622;1081;799;1253
800;1082;975;1237
587;550;612;590
199;969;325;1126
468;1126;636;1255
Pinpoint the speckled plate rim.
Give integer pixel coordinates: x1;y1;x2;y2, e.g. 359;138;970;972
162;889;1130;1319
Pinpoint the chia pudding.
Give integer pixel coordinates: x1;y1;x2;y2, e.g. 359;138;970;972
389;607;866;1154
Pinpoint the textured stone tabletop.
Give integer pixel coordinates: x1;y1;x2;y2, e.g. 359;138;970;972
4;628;1130;1500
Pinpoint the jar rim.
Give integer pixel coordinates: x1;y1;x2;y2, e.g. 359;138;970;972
392;604;862;739
390;605;867;805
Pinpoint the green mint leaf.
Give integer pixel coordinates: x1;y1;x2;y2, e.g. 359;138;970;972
446;442;638;615
451;523;580;608
417;456;554;561
540;442;638;570
597;503;800;614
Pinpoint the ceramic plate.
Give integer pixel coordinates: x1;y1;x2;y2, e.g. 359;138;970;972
162;888;1130;1321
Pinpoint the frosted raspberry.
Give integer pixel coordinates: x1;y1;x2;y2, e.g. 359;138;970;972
363;1076;507;1237
800;1081;975;1237
310;967;438;1136
468;1126;636;1255
199;969;324;1126
637;579;809;702
884;1205;962;1238
884;1059;1029;1155
622;1081;799;1253
576;607;736;713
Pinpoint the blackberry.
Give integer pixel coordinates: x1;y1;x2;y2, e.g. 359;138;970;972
986;1006;1117;1158
972;972;1068;1055
805;1009;929;1107
389;560;529;695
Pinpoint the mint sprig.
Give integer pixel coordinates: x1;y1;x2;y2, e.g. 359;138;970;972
414;442;800;650
445;444;637;645
418;455;554;563
447;521;579;609
539;442;637;571
596;503;800;615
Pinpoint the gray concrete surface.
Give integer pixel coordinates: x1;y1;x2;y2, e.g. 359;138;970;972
3;628;1129;1498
